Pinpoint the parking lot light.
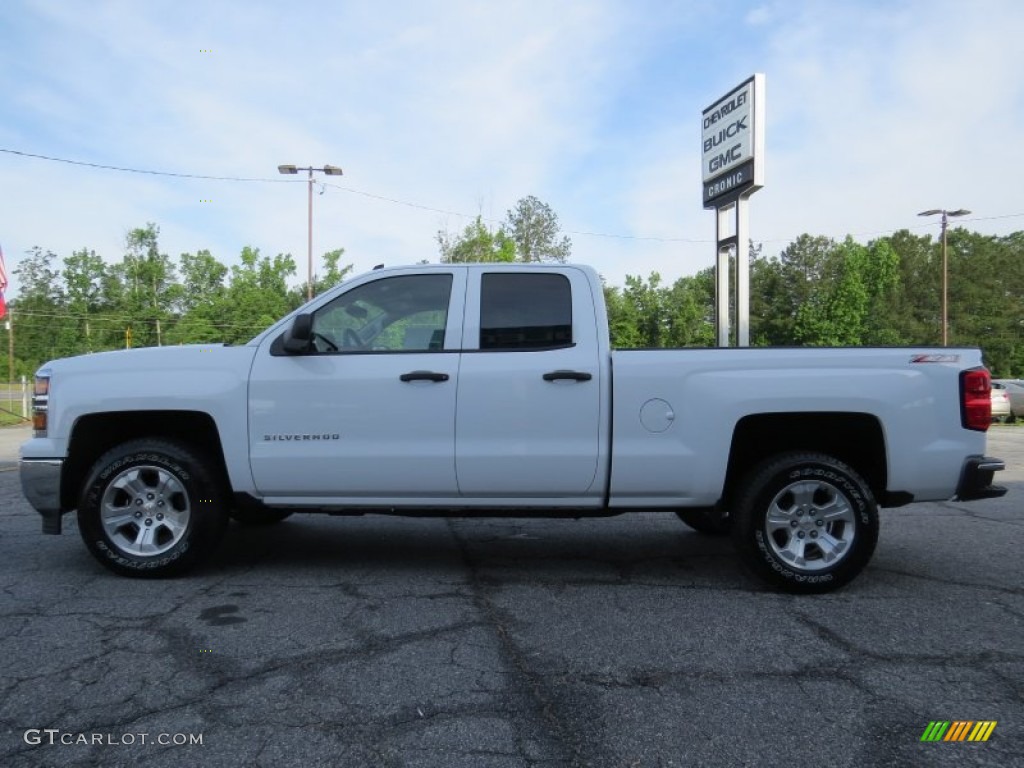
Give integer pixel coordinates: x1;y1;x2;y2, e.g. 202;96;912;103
918;208;971;346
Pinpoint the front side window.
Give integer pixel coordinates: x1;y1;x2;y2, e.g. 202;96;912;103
311;274;452;352
480;273;572;350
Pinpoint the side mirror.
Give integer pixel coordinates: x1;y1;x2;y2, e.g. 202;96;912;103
282;313;314;354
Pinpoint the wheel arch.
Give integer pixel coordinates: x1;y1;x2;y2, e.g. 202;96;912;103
722;412;888;508
62;411;230;510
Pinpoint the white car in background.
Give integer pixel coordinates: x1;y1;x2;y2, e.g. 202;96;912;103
990;382;1011;422
993;379;1024;422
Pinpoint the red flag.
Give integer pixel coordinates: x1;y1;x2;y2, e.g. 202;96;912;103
0;244;7;320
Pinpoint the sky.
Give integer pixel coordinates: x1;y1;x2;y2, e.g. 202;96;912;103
1;0;1023;298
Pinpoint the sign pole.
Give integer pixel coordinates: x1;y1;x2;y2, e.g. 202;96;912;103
715;244;731;347
736;194;751;347
715;204;736;347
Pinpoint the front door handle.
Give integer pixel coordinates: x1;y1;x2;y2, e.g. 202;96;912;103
400;370;450;383
542;370;593;382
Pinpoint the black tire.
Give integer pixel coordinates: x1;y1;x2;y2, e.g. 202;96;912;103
731;452;878;594
77;439;228;578
675;508;731;536
230;507;294;526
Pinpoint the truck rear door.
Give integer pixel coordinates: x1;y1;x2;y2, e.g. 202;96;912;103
455;268;603;498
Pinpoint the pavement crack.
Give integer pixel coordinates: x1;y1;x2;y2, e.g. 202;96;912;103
871;566;1024;595
447;520;585;768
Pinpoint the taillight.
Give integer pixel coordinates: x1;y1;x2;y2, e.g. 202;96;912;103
960;367;991;431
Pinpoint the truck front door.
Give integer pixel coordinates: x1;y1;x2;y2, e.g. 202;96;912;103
249;270;465;499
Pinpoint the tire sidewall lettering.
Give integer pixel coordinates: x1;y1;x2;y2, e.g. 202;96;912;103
96;539;188;569
754;530;835;584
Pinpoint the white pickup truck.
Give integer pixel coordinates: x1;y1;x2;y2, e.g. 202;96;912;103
20;263;1006;592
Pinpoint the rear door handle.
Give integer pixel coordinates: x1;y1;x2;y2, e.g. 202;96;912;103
400;370;450;383
542;370;592;382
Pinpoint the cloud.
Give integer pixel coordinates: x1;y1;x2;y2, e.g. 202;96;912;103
613;0;1024;285
1;0;1023;300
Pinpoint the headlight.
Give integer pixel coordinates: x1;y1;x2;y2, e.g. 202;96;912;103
32;371;50;436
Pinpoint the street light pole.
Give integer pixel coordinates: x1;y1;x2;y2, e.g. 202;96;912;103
278;163;344;301
918;208;971;346
307;167;313;302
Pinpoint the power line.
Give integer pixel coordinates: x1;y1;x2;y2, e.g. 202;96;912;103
319;181;1024;244
5;146;1024;244
0;148;301;183
320;182;475;220
318;183;713;242
9;307;269;332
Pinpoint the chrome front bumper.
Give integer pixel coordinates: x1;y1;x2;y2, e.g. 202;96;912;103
20;458;65;534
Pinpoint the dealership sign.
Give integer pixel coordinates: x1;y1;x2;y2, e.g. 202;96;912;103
702;74;764;206
702;74;765;349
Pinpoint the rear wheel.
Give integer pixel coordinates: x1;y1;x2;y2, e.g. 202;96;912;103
77;439;228;577
731;452;878;594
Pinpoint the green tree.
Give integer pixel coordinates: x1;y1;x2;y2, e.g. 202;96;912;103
315;248;354;293
604;281;643;348
859;238;904;345
218;247;300;343
663;270;715;347
117;224;180;347
605;270;715;349
163;249;229;345
622;273;665;347
871;229;939;345
504;196;572;263
759;234;836;345
62;248;111;353
946;229;1024;374
178;249;227;313
9;247;65;373
437;217;516;263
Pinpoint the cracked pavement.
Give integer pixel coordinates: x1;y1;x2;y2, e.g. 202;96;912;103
0;425;1021;767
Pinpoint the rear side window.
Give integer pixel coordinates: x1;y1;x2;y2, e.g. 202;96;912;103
480;273;572;350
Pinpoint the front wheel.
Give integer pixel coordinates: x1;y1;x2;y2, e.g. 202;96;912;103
731;452;878;594
77;439;228;577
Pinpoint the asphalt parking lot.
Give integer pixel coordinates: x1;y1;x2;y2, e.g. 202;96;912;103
0;425;1021;767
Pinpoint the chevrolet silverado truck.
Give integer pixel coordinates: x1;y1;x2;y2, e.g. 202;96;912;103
20;264;1007;592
